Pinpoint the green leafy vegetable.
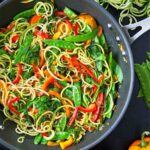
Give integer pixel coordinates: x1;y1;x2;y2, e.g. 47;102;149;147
14;34;33;64
108;52;123;83
135;53;150;109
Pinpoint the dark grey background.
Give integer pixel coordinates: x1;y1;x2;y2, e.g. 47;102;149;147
0;0;150;150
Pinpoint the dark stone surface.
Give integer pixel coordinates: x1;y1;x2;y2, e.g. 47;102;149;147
0;1;150;150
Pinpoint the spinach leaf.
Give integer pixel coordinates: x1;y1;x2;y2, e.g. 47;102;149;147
108;52;123;83
14;34;33;64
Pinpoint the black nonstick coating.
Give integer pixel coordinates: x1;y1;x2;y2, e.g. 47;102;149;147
0;0;134;150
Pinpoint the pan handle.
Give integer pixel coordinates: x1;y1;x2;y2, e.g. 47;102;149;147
122;17;150;44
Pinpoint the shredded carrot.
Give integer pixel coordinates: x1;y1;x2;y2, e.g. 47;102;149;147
29;15;42;24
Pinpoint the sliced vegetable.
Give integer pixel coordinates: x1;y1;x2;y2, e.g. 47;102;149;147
68;107;78;126
73;23;79;35
12;64;23;84
72;82;82;107
56;113;67;131
13;9;35;20
64;7;77;19
54;11;66;16
60;136;74;150
52;132;71;141
34;30;51;39
34;134;43;145
11;35;19;43
44;39;76;49
30;15;42;24
42;76;55;91
65;28;98;42
78;103;97;113
7;97;20;115
14;34;33;64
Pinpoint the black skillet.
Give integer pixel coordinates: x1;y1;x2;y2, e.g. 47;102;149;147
0;0;149;150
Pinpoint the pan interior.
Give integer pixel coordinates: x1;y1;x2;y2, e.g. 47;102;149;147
0;0;134;150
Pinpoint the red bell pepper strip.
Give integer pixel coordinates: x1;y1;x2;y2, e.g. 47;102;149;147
78;103;97;113
7;97;20;115
73;23;79;35
11;35;19;43
71;56;97;81
62;55;74;69
92;92;104;122
97;25;103;37
0;23;15;33
54;11;66;16
96;92;104;106
71;56;87;75
12;64;23;84
79;62;97;82
40;132;48;137
92;107;100;122
34;30;51;39
68;107;78;126
92;74;104;96
64;18;73;30
32;64;39;78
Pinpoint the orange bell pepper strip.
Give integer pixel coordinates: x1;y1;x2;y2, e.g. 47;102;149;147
128;131;150;150
60;136;74;150
47;141;60;146
38;50;45;68
29;15;42;24
42;76;55;91
56;73;80;82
